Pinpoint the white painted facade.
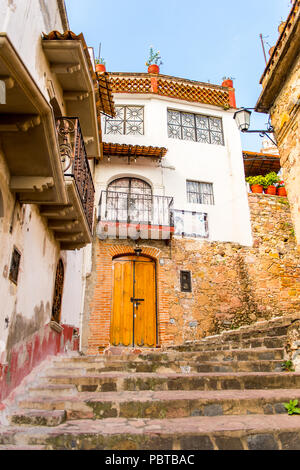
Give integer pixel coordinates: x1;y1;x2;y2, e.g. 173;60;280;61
0;0;87;362
97;92;253;246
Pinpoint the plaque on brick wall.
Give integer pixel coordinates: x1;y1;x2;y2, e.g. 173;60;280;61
180;270;192;292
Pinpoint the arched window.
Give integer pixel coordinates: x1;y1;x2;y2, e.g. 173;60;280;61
51;259;64;324
107;177;152;222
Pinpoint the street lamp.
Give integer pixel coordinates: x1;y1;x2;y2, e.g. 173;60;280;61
233;107;277;146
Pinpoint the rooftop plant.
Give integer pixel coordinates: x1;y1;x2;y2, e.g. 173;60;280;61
146;46;163;67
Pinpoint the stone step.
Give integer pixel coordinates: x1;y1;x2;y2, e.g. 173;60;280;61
172;335;287;352
0;444;47;450
53;347;285;364
10;409;66;427
44;359;285;375
42;371;300;392
28;384;77;398
17;389;300;420
2;414;300;449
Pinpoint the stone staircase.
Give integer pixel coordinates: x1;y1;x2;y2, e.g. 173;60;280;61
1;315;300;450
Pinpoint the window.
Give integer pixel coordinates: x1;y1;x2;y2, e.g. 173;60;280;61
180;271;192;292
187;181;214;205
106;177;152;222
167;109;224;145
105;106;144;135
9;247;21;284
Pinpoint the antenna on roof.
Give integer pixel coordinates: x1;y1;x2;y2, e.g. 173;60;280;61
259;34;267;65
98;43;101;62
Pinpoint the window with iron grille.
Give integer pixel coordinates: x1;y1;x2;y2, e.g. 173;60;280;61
167;109;224;145
9;247;21;284
180;271;192;292
105;106;144;135
187;181;214;205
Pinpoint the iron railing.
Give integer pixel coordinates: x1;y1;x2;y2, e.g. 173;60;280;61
56;117;95;232
98;190;174;239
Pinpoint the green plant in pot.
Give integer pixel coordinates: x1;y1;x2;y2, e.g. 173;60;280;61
246;175;265;193
263;172;280;195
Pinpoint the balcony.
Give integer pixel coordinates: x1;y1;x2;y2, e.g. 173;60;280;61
40;117;95;250
97;191;174;240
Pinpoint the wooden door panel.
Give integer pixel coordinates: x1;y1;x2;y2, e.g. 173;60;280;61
134;261;156;347
111;257;156;347
111;260;133;346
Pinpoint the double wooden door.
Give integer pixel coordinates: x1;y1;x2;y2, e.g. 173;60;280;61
111;256;157;347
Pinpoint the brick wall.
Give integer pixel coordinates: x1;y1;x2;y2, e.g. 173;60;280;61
82;194;300;352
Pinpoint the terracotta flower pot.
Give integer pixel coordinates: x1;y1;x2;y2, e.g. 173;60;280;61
148;64;159;74
96;63;106;73
265;185;277;195
251;184;263;194
277;187;287;197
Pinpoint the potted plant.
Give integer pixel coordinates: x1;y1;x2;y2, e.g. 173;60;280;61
95;57;106;73
277;180;287;197
263;171;280;195
245;175;265;193
95;43;106;73
146;46;163;74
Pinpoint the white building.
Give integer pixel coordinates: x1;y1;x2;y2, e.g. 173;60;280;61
82;71;253;354
0;0;113;400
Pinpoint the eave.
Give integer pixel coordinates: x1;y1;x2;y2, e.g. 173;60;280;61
243;151;281;177
256;1;300;113
42;31;101;159
0;33;67;204
103;142;167;162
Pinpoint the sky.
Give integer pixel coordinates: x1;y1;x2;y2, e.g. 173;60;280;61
65;0;292;152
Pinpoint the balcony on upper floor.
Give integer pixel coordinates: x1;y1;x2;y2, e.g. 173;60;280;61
97;190;174;240
39;117;95;250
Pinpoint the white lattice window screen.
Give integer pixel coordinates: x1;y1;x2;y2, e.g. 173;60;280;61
187;181;214;205
105;106;144;135
168;109;224;145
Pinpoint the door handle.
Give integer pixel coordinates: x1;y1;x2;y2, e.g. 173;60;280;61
130;298;144;302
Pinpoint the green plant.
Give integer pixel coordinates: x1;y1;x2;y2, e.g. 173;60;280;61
245;175;265;186
281;360;295;372
277;180;285;188
284;399;300;415
146;46;163;66
263;172;280;188
95;57;106;65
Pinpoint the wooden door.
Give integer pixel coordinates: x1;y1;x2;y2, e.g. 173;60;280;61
111;256;156;347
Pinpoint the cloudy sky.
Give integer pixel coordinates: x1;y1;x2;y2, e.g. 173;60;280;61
65;0;292;151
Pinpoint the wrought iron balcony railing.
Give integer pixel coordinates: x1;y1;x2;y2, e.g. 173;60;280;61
56;117;95;232
97;190;174;240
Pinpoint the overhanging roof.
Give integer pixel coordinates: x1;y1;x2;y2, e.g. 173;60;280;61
103;142;167;160
256;0;300;113
243;151;281;177
42;31;115;158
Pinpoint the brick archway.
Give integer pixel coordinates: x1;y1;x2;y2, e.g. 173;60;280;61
86;241;173;354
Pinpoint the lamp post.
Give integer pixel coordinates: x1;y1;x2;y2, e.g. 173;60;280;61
233;108;277;146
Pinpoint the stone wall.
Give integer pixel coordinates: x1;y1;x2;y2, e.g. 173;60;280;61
270;50;300;243
83;193;300;351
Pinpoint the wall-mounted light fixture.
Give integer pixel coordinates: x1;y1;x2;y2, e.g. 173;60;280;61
134;247;142;257
233;108;277;146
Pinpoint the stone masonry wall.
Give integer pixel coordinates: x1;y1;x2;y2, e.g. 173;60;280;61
270;50;300;243
83;193;300;352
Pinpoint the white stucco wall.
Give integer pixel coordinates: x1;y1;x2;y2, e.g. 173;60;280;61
97;94;253;246
0;147;61;361
0;0;66;104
